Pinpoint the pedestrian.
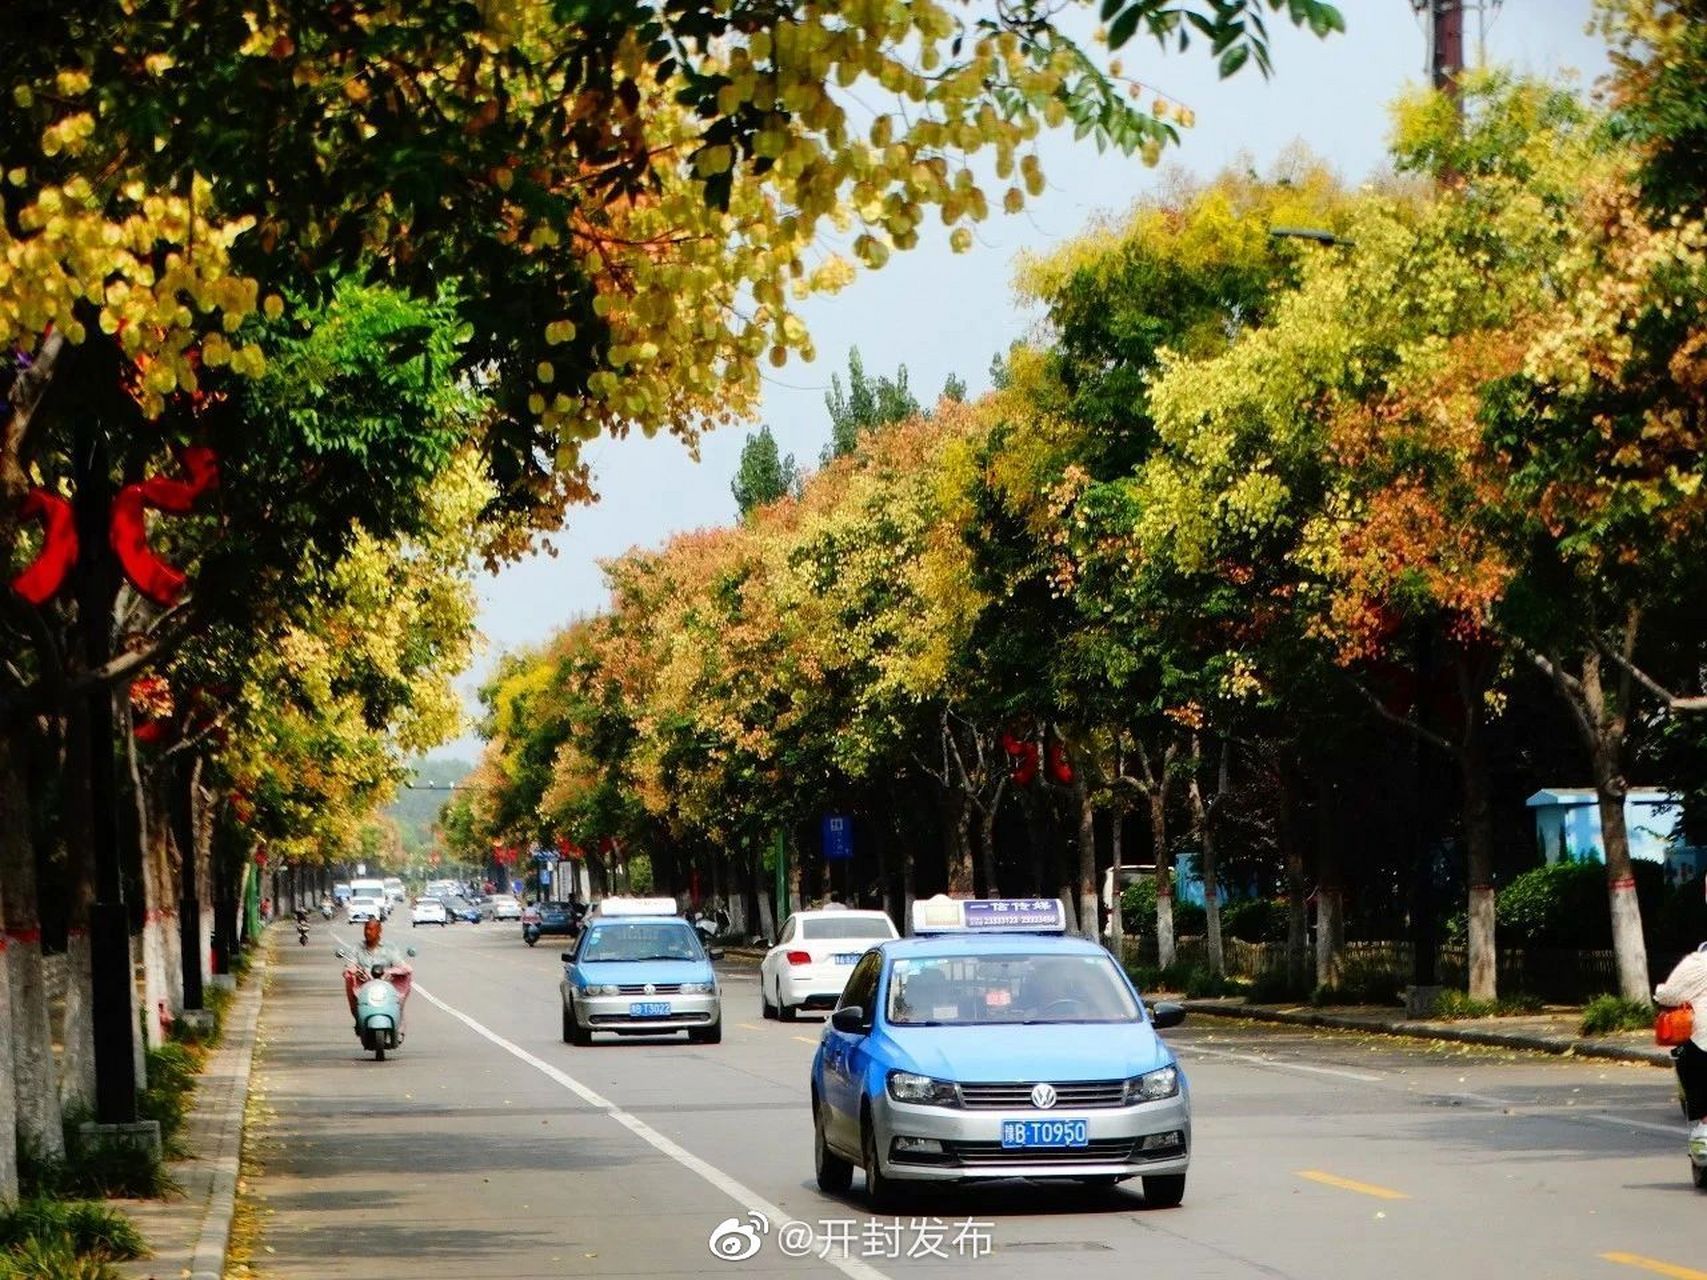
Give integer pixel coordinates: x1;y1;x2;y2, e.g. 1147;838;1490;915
1655;942;1707;1148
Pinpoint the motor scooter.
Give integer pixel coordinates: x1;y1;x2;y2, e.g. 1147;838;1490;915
336;944;415;1061
297;920;311;946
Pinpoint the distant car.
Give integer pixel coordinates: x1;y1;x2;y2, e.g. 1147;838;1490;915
448;898;484;924
761;907;898;1021
533;902;582;935
412;898;448;927
333;882;352;904
347;896;385;924
490;895;523;921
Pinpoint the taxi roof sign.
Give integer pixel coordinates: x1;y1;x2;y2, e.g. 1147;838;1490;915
590;896;680;918
910;895;1068;935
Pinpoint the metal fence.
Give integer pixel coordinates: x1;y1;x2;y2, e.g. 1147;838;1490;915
1123;935;1685;1002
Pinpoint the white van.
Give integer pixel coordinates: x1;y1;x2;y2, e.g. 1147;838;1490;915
383;877;406;905
350;878;388;918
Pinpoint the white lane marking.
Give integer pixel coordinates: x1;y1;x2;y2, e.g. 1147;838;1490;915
414;983;892;1280
1176;1044;1384;1083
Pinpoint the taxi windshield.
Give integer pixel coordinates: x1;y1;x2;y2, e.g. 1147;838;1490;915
579;921;704;963
886;952;1141;1025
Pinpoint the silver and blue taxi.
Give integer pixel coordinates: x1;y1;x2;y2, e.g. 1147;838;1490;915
809;895;1189;1208
560;898;723;1046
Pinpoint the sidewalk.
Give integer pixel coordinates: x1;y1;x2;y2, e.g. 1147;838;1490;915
1177;997;1676;1066
118;948;268;1280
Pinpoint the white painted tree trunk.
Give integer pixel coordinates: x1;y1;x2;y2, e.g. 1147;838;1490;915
1316;888;1344;990
0;932;18;1203
60;929;96;1110
1597;780;1653;1002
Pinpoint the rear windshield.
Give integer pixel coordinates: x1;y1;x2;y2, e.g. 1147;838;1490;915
579;921;704;963
801;917;894;941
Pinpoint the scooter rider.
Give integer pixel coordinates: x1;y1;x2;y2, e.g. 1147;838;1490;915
344;918;413;1023
1655;941;1707;1157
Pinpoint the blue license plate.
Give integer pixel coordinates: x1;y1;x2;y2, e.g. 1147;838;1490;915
628;1001;671;1018
834;953;861;965
1001;1119;1089;1149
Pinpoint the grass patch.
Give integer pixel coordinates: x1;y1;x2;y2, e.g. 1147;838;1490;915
0;1233;126;1280
0;1201;146;1262
1129;961;1244;999
1579;994;1653;1036
1428;990;1547;1019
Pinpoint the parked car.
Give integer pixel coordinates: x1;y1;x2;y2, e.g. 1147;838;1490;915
490;894;523;921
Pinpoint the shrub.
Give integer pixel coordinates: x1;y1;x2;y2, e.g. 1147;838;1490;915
1311;962;1403;1007
1430;990;1496;1020
1579;994;1653;1036
1246;968;1311;1003
1127;961;1241;998
23;1109;182;1202
0;1201;146;1262
1222;898;1289;943
1496;859;1669;950
0;1234;124;1280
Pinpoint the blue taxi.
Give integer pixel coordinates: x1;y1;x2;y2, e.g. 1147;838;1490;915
559;898;723;1046
809;896;1189;1208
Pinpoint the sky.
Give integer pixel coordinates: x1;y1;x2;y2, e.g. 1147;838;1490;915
431;0;1611;763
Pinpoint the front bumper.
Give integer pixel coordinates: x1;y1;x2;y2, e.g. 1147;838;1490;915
871;1091;1191;1182
563;983;721;1034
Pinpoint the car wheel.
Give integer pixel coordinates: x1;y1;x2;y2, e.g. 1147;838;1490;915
566;1003;593;1047
1141;1173;1186;1208
1693;1159;1707;1191
862;1115;903;1213
814;1096;854;1194
691;1021;723;1045
761;978;777;1020
778;996;797;1023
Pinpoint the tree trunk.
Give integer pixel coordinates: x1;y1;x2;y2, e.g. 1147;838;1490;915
944;790;975;896
1074;773;1098;942
1109;809;1125;962
751;848;775;943
978;777;1004;899
1150;794;1175;970
129;728;174;1050
1460;734;1497;1002
1278;766;1308;992
59;701;98;1109
1314;782;1344;989
1190;737;1228;978
1593;750;1651;1001
0;886;17;1202
0;729;63;1157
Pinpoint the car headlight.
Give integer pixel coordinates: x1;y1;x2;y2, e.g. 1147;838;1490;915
1125;1066;1179;1104
679;982;715;995
584;983;621;996
886;1071;959;1107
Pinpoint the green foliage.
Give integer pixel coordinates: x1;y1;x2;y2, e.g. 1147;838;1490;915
0;1234;124;1280
1246;968;1311;1003
1311;964;1404;1007
731;427;800;518
0;1201;146;1262
1222;898;1289;943
1496;860;1673;949
823;349;919;460
140;1043;204;1155
22;1123;181;1203
1128;960;1242;998
1579;994;1654;1036
1429;989;1546;1020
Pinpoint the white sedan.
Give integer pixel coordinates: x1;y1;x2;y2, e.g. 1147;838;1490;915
347;896;385;924
411;898;449;927
759;906;898;1021
489;894;523;921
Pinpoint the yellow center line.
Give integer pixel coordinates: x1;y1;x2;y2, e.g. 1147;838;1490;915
1294;1170;1409;1201
1602;1253;1707;1280
735;1023;761;1031
792;1035;818;1045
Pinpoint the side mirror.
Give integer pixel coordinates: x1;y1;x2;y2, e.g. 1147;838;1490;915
560;951;575;963
1150;1001;1186;1030
706;948;724;961
831;1006;868;1035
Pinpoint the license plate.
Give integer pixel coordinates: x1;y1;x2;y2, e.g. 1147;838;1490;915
833;953;861;965
1001;1119;1089;1149
628;1001;671;1018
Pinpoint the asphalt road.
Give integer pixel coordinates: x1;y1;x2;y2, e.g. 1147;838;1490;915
247;921;1702;1280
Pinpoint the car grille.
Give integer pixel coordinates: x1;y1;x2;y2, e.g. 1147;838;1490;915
942;1139;1140;1167
614;983;683;995
957;1081;1128;1110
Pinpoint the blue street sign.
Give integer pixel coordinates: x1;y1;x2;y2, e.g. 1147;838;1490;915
822;814;853;862
531;848;556;863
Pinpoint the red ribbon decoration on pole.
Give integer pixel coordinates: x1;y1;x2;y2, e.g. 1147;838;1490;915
109;446;220;606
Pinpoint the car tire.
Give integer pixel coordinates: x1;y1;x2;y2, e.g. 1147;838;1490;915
1142;1173;1186;1208
862;1116;902;1213
778;997;797;1023
814;1096;854;1194
565;1003;593;1047
761;980;777;1020
1693;1160;1707;1191
691;1022;723;1045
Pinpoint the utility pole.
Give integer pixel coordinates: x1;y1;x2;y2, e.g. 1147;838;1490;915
1416;0;1465;95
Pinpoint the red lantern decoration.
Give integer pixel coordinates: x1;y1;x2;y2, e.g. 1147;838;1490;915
1047;740;1074;786
9;489;78;604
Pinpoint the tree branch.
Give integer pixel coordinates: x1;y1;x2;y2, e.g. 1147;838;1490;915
1591;631;1707;713
1339;670;1459;757
3;330;66;482
1520;644;1600;747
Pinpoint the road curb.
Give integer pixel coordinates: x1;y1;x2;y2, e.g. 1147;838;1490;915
1177;999;1675;1066
185;941;269;1280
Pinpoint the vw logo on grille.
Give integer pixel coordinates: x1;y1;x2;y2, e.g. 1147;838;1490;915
643;983;656;995
1030;1083;1058;1110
